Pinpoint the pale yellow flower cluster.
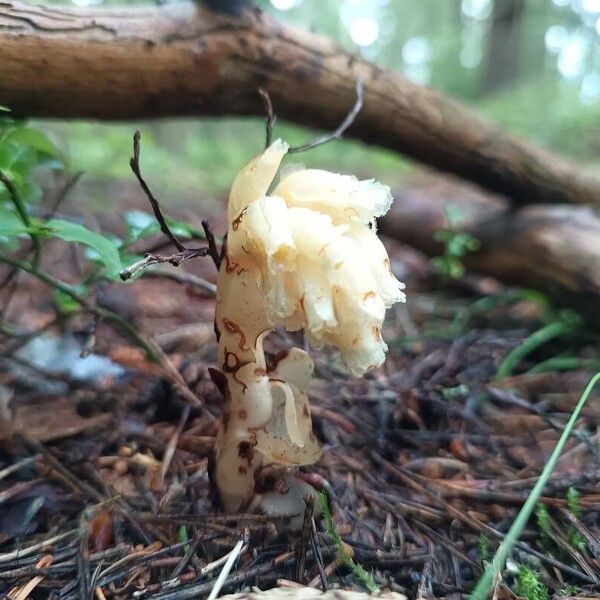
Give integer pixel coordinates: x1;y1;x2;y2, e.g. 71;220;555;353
227;139;405;376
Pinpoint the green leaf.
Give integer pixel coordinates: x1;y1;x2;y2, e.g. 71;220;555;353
17;181;43;204
53;288;83;313
0;106;10;112
0;205;27;235
3;127;58;156
123;210;206;246
45;219;122;278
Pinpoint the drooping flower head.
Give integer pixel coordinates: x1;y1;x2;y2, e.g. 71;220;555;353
226;140;405;376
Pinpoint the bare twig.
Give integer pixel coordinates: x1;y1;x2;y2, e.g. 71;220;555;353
206;537;246;600
0;530;77;563
0;267;20;318
80;314;99;358
46;171;83;218
0;252;159;360
119;249;209;281
159;404;191;487
201;219;221;269
288;80;364;154
127;131;222;279
130;130;184;252
141;268;216;296
258;88;276;149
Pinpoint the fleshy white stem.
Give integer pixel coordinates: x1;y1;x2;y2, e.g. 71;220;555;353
212;266;273;511
211;139;405;513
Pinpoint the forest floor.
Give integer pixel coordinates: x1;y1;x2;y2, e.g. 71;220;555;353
0;183;599;600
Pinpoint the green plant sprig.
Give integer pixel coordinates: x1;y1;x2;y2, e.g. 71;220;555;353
470;371;600;599
0;252;158;361
318;492;378;593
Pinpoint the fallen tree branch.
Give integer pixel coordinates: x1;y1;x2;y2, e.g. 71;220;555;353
380;181;600;323
0;1;598;206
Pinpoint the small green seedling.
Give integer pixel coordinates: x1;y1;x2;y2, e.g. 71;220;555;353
515;565;549;600
319;492;378;593
566;487;586;551
431;205;480;280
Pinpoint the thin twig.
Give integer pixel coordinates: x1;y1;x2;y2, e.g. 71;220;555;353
310;514;328;590
159;404;191;487
46;171;83;218
258;88;276;149
0;267;20;318
206;537;246;600
201;219;221;269
0;254;211;415
130;130;184;252
288;80;364;154
80;314;99;358
371;452;597;584
0;530;77;563
119;249;209;281
127;131;221;278
141;268;216;296
0;252;159;361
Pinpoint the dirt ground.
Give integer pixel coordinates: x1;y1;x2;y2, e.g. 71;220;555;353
0;183;599;600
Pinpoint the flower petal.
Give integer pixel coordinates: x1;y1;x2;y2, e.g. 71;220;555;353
274;168;393;224
347;223;406;307
228;139;288;220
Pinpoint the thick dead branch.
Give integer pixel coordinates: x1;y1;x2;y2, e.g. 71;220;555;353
380;181;600;322
0;1;598;206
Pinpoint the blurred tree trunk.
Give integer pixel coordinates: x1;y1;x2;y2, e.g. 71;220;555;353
380;183;600;324
483;0;525;94
0;0;599;207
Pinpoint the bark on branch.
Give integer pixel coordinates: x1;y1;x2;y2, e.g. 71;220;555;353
380;182;600;323
0;1;598;206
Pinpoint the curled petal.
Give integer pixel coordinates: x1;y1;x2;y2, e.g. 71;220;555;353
244;195;297;270
328;305;388;376
268;347;314;393
254;380;320;466
347;224;406;307
265;267;303;325
297;257;337;342
274;168;393;225
228;139;289;220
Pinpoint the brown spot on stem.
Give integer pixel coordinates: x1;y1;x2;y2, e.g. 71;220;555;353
224;254;246;275
222;318;249;351
231;207;247;231
238;465;247;474
302;405;310;417
222;350;250;393
208;367;228;395
266;348;289;373
363;291;376;300
238;440;254;464
372;326;381;339
238;409;248;420
254;367;267;376
222;407;231;429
